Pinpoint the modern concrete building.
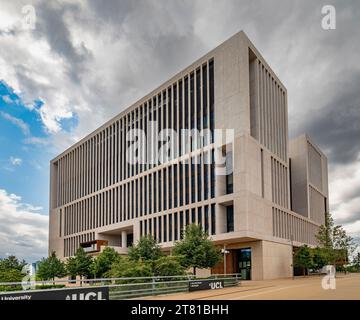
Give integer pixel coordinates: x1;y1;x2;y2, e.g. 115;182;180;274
49;31;329;280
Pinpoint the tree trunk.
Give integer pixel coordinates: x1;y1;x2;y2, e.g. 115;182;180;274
193;267;196;276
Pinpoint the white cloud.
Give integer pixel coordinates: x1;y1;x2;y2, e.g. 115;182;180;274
9;156;22;166
1;95;12;104
0;111;30;136
0;189;48;262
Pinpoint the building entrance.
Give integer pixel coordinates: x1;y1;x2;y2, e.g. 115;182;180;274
237;248;252;280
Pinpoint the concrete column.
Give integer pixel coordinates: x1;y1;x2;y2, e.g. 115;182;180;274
122;230;128;248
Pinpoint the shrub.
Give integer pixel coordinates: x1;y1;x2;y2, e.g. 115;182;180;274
153;256;185;277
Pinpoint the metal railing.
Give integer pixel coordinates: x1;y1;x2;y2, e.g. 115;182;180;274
0;273;241;299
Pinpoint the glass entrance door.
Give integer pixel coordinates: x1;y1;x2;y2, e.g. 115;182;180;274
237;248;252;280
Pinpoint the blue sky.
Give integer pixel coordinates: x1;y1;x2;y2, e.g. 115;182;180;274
0;81;51;211
0;81;79;212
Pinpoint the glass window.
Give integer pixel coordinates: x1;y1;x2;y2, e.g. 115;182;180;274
155;172;158;213
185;162;189;205
209;59;214;143
197;155;202;201
163;215;167;242
204;157;209;200
174;212;178;241
191;161;195;203
169;214;173;242
158;170;162;212
180;211;184;239
227;205;234;233
190;73;195;133
140;178;143;217
179;80;183;155
196;69;201;132
163;168;167;210
198;207;202;229
149;174;152;214
174;164;178;208
211;204;216;235
226;151;233;194
168;87;172;129
185;209;190;226
205;205;209;233
153;217;157;242
168;166;172;209
179;163;184;206
158;216;162;243
135;180;138;218
144;176;147;215
211;149;215;198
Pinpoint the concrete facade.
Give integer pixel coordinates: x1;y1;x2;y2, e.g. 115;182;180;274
49;31;329;280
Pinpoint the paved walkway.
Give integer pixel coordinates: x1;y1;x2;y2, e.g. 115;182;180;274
142;273;360;300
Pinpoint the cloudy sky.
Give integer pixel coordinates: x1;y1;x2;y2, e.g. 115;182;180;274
0;0;359;262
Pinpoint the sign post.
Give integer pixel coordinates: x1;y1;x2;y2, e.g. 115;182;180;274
189;280;225;292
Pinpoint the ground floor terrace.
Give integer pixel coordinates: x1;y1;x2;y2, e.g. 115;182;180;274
80;225;296;280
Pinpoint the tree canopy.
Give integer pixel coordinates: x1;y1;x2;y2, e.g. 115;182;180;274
316;212;356;266
294;245;313;275
66;247;93;281
36;251;66;282
91;247;120;278
128;236;164;262
172;224;222;275
0;256;26;273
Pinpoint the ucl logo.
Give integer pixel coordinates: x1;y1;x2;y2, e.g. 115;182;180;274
66;291;107;300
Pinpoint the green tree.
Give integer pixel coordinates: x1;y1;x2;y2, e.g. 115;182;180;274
106;256;152;280
153;256;185;277
0;268;24;282
316;212;356;267
0;255;27;291
37;251;66;284
294;245;313;276
0;269;25;292
332;225;356;270
316;212;334;250
91;247;120;278
352;252;360;272
0;256;26;272
312;247;328;270
66;248;93;285
128;236;164;274
172;224;222;275
129;236;164;262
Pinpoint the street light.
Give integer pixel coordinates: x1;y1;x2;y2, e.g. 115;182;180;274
221;245;230;275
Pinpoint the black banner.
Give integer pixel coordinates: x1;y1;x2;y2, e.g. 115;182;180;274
189;280;225;292
0;286;109;301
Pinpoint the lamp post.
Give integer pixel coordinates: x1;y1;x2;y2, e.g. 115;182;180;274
221;245;230;275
